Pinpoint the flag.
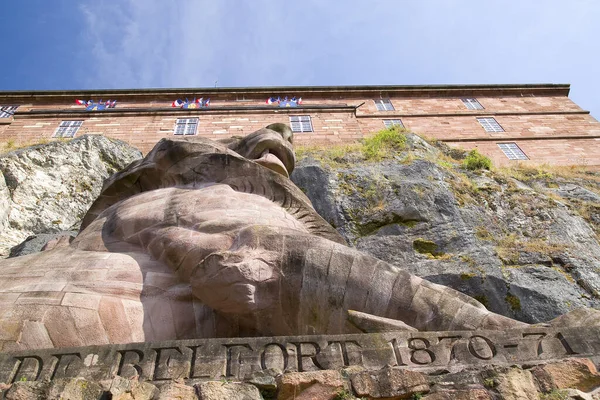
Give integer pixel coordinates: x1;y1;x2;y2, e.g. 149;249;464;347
297;97;303;105
266;97;275;104
75;99;87;105
172;99;184;108
204;98;210;107
196;97;203;104
107;100;117;108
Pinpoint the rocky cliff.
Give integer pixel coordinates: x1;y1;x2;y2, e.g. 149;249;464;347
291;131;600;324
0;135;142;257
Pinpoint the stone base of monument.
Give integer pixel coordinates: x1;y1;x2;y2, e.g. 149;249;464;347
3;327;600;399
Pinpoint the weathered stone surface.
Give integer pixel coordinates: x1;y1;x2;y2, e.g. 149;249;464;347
537;358;600;392
108;376;159;400
8;231;77;257
155;381;196;399
348;310;418;333
2;326;600;384
291;134;600;324
0;135;141;256
277;370;345;400
196;381;262;400
4;381;49;399
46;377;105;399
423;389;492;400
245;368;281;398
495;368;538;400
560;388;595;399
351;365;429;399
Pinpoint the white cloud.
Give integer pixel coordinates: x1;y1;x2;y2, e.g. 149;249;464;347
77;0;321;89
77;0;600;116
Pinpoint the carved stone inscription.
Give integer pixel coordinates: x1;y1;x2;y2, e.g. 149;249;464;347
1;327;599;383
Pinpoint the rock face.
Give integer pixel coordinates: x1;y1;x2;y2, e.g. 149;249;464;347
3;359;600;399
0;135;142;256
292;134;600;323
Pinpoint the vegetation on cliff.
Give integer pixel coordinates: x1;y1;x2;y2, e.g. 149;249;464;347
292;128;600;323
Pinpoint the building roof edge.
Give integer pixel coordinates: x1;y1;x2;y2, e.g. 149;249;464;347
0;83;571;99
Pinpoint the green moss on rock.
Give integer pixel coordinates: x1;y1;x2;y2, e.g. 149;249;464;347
505;293;522;311
474;295;490;308
413;238;444;257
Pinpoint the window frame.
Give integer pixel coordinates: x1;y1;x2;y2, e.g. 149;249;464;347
174;118;199;136
53;120;83;138
498;143;529;160
374;99;395;111
0;105;18;118
289;115;313;133
383;119;404;129
461;98;484;110
477;117;504;132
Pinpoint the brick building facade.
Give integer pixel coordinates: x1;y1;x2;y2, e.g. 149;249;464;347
1;84;599;166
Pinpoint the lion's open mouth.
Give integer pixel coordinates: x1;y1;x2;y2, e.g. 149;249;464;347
254;149;289;177
229;127;295;178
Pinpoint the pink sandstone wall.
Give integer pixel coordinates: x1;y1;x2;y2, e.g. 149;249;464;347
1;92;599;166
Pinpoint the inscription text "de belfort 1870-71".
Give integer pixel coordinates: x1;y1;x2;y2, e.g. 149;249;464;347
1;327;599;384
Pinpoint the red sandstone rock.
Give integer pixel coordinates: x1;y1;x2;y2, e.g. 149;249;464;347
350;365;429;399
539;358;600;393
423;388;492;400
276;370;345;400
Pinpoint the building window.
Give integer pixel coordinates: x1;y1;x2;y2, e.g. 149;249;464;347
374;99;394;111
462;98;484;110
53;121;83;138
383;119;404;129
174;118;199;135
498;143;528;160
289;115;313;132
477;117;504;132
0;106;18;118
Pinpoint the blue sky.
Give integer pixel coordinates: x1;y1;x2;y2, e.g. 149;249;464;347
1;1;599;117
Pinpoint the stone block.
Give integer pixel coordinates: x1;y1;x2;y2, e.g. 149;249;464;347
422;388;492;400
4;381;49;400
109;375;159;400
277;370;345;400
350;365;429;399
245;368;281;398
539;358;600;392
155;381;196;400
196;381;262;400
495;368;538;400
47;377;105;399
